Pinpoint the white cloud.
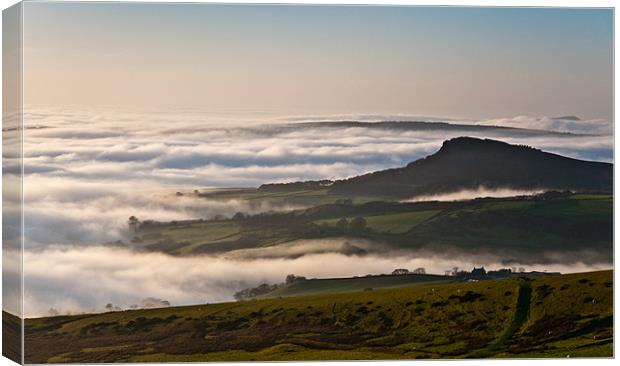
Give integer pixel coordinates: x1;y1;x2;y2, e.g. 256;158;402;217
475;115;613;135
17;244;609;317
404;187;546;202
10;107;611;247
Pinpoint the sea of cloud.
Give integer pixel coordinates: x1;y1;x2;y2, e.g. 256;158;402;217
7;108;612;245
15;242;610;317
2;107;612;316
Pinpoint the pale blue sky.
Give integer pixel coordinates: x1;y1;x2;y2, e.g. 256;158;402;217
24;3;613;121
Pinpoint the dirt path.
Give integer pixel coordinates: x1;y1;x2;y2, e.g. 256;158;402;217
467;280;532;358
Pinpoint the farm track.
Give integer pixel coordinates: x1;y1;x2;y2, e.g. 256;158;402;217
468;280;532;357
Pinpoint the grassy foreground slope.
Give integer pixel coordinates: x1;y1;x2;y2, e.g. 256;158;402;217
24;270;612;363
264;273;454;298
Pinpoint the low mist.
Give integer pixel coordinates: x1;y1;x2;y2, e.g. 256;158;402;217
405;186;546;202
16;180;303;247
19;243;610;317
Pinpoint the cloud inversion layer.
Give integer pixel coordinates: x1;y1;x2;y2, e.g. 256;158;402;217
18;244;610;317
4;108;610;248
3;107;611;316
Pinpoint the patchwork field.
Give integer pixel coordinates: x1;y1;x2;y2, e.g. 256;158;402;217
130;193;613;265
22;270;613;363
315;210;441;234
136;220;242;254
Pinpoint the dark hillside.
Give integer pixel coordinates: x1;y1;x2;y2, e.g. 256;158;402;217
329;137;612;198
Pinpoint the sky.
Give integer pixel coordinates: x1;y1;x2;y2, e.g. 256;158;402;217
23;3;613;121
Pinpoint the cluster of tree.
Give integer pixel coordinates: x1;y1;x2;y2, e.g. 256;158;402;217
233;283;281;301
105;303;123;312
128;216;141;231
102;298;171;313
447;266;529;280
234;274;307;301
128;216;214;232
138;297;171;309
258;180;333;192
229;211;372;243
285;274;307;284
335;217;367;231
391;267;426;275
232;212;247;221
128;216;173;231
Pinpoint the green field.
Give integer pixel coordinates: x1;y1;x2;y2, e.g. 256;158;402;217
265;273;454;298
21;270;612;363
315;210;441;234
132;193;613;265
137;220;241;254
400;194;613;257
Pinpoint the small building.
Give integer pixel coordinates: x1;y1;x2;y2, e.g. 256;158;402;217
471;267;487;279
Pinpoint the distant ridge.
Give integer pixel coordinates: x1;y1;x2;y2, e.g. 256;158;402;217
325;137;613;198
289;120;576;137
553;116;582;121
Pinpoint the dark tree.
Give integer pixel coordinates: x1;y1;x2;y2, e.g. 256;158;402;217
128;216;141;231
350;216;367;231
285;274;306;284
392;268;410;275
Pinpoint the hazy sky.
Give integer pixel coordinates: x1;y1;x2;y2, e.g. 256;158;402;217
23;3;613;121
